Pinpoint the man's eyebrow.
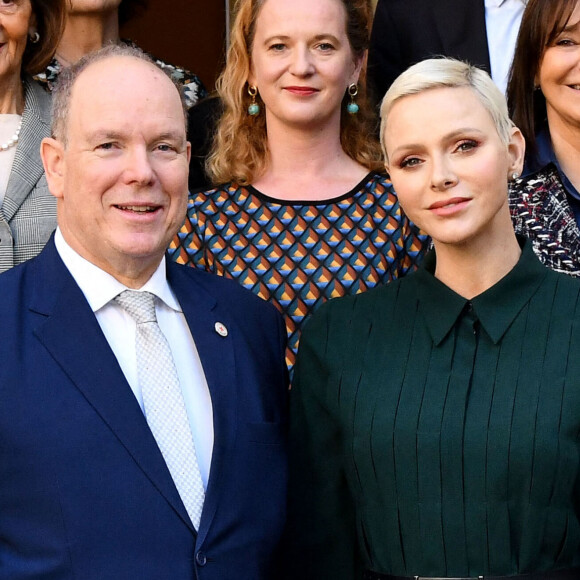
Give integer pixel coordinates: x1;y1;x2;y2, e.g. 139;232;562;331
86;129;186;143
87;130;125;142
154;130;186;142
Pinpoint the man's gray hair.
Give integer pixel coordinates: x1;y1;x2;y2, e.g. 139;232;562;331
51;44;188;144
379;57;515;161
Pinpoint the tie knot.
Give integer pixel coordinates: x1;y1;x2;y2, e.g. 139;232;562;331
114;290;157;324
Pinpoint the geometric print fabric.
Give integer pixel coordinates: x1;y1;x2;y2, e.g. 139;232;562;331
170;172;428;372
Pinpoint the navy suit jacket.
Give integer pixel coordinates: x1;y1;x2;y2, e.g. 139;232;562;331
0;238;288;580
368;0;490;105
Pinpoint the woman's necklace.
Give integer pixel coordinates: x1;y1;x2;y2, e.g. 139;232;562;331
0;116;23;152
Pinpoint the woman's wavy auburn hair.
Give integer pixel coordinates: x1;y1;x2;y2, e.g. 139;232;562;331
507;0;577;162
207;0;382;185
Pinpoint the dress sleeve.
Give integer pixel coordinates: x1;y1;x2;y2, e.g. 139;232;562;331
282;305;364;580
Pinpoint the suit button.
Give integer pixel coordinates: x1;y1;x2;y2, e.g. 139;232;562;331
196;551;207;566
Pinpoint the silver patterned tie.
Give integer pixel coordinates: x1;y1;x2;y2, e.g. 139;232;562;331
114;290;205;530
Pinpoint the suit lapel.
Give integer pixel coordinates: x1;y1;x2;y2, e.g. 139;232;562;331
31;242;195;533
168;263;238;546
3;77;51;222
431;0;491;71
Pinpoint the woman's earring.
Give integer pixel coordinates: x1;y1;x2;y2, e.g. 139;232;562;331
347;83;359;115
511;172;520;181
247;85;260;116
29;31;40;44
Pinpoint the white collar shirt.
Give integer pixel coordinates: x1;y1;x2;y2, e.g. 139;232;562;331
484;0;526;95
54;228;214;488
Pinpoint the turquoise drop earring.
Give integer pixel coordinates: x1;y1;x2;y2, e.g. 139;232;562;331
248;85;260;116
347;83;359;115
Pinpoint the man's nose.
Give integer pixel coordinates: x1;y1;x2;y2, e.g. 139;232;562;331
122;147;155;185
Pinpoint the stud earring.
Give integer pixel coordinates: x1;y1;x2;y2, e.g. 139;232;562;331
247;85;260;116
347;83;359;115
511;172;520;181
29;31;40;44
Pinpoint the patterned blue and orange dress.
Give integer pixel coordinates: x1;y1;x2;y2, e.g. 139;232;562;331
170;172;428;372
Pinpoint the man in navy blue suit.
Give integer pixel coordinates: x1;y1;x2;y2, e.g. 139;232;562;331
0;44;288;580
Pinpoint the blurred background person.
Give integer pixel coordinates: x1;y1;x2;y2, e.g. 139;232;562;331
187;93;221;191
285;58;580;580
368;0;525;106
35;0;206;109
508;0;580;276
0;0;65;272
171;0;428;373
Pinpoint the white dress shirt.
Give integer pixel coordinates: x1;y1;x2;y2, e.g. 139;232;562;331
55;228;214;488
485;0;526;95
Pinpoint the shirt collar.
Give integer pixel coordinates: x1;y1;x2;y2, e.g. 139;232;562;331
54;228;181;313
415;237;548;345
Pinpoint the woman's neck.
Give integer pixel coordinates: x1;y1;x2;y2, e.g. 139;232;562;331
547;115;580;192
254;116;368;200
432;214;521;299
56;10;119;65
0;74;24;115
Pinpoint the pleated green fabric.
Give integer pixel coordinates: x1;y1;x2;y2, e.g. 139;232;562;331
285;239;580;580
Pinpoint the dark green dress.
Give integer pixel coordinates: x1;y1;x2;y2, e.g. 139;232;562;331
285;239;580;579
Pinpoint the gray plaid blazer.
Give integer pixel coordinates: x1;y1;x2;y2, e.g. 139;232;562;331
0;76;56;273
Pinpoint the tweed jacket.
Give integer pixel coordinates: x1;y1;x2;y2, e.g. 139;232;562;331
509;164;580;277
0;76;56;273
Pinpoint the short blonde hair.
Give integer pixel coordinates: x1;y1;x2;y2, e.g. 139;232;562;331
380;58;514;161
207;0;382;185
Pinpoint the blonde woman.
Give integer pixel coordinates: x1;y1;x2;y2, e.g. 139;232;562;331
285;59;580;580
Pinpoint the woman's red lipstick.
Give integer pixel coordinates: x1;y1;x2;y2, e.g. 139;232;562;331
284;86;319;95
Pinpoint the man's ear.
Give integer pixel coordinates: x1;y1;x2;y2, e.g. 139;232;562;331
40;137;66;199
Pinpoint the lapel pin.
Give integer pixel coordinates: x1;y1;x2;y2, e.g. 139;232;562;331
215;322;228;337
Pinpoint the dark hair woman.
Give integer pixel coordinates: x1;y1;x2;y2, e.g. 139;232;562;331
508;0;580;276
